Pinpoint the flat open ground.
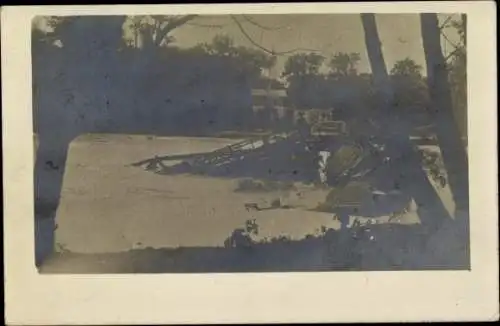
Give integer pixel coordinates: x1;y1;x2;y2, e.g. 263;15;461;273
50;134;453;255
55;134;337;253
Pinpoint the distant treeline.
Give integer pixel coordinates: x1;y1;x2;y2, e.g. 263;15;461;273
32;16;466;139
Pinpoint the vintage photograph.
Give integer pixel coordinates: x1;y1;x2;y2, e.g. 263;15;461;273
32;12;470;273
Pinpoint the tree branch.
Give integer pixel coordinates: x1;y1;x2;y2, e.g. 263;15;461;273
461;14;467;46
230;15;320;56
241;15;287;31
154;15;198;46
440;30;460;50
439;15;453;30
444;47;465;62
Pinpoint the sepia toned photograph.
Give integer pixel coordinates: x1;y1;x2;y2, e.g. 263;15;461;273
31;12;472;273
3;3;498;324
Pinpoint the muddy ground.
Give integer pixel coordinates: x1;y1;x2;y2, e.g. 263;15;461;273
35;134;465;273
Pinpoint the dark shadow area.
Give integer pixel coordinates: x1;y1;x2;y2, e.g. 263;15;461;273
32;14;469;271
33;136;72;266
39;222;469;274
34;211;57;267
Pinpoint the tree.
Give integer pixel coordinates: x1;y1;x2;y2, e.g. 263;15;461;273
390;58;429;114
360;13;451;231
129;16;144;48
202;34;236;56
281;53;326;109
328;52;361;77
155;35;278;132
323;52;369;110
420;13;469;220
447;17;467;144
132;15;197;50
281;53;325;79
201;34;276;83
390;57;423;77
32;22;54;52
194;34;277;89
48;16;126;58
234;46;277;83
33;16;129;209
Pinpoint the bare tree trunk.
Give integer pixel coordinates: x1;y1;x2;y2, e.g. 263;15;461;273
360;13;451;231
461;14;467;46
420;13;469;221
360;14;393;101
460;14;468;145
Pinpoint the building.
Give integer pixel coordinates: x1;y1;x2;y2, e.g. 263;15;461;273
251;89;287;111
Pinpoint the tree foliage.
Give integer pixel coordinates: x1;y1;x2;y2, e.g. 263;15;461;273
281;53;326;109
328;52;361;77
126;15;197;49
282;53;325;80
199;35;277;82
390;57;423;77
31;15;466;136
281;52;368;110
32;18;280;135
446;18;467;142
390;58;429;114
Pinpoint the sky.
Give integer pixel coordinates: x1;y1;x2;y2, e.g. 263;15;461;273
35;14;462;78
166;14;462;77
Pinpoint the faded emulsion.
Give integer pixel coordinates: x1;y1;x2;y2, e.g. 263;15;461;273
32;14;469;273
